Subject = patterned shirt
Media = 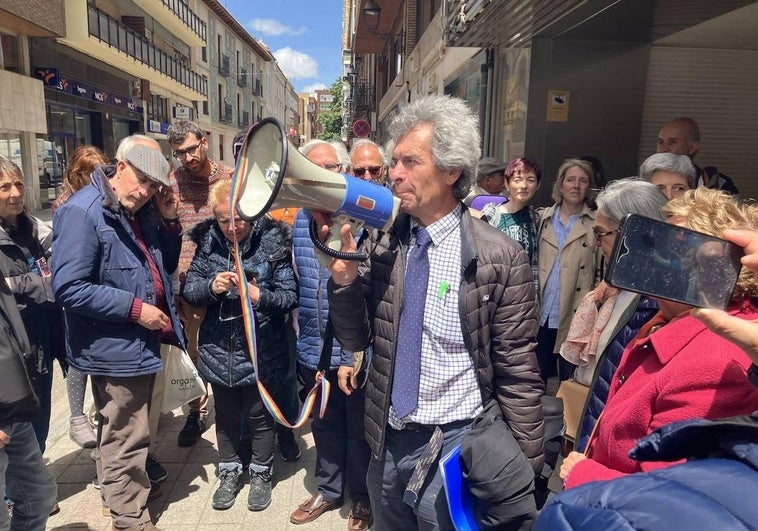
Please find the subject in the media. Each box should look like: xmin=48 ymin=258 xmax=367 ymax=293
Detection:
xmin=170 ymin=161 xmax=233 ymax=278
xmin=541 ymin=205 xmax=580 ymax=327
xmin=388 ymin=204 xmax=482 ymax=429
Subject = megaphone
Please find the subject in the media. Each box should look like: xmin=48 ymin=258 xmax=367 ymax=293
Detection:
xmin=235 ymin=117 xmax=400 ymax=265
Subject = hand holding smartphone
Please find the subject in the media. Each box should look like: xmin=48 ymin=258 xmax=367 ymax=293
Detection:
xmin=605 ymin=214 xmax=743 ymax=309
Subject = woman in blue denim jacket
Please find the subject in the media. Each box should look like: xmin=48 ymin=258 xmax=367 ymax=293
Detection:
xmin=182 ymin=180 xmax=297 ymax=512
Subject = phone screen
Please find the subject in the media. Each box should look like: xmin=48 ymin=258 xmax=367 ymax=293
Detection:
xmin=605 ymin=214 xmax=743 ymax=309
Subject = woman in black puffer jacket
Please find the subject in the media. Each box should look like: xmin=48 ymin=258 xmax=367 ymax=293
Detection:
xmin=183 ymin=180 xmax=297 ymax=512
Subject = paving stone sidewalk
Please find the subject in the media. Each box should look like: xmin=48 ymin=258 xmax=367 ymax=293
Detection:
xmin=44 ymin=374 xmax=350 ymax=530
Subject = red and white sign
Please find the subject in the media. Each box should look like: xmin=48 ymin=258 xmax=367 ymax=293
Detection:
xmin=353 ymin=119 xmax=371 ymax=138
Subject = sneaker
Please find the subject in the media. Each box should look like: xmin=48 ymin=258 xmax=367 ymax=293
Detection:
xmin=212 ymin=468 xmax=243 ymax=510
xmin=177 ymin=412 xmax=206 ymax=447
xmin=146 ymin=453 xmax=168 ymax=484
xmin=278 ymin=431 xmax=301 ymax=462
xmin=69 ymin=415 xmax=97 ymax=449
xmin=247 ymin=468 xmax=272 ymax=511
xmin=92 ymin=475 xmax=101 ymax=490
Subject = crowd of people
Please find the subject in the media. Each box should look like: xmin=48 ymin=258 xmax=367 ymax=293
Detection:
xmin=1 ymin=97 xmax=757 ymax=531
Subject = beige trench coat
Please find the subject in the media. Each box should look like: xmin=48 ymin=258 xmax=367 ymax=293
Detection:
xmin=537 ymin=203 xmax=599 ymax=353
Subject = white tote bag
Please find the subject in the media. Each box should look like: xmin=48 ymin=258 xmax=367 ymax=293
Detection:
xmin=161 ymin=344 xmax=205 ymax=413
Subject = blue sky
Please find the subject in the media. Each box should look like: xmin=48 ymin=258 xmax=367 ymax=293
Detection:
xmin=220 ymin=0 xmax=343 ymax=94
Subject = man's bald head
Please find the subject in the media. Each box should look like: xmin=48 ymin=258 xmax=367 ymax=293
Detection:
xmin=657 ymin=117 xmax=700 ymax=159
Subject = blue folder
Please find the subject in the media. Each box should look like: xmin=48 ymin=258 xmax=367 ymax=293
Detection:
xmin=439 ymin=444 xmax=478 ymax=531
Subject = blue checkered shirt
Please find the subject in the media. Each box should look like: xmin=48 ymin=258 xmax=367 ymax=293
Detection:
xmin=388 ymin=204 xmax=482 ymax=429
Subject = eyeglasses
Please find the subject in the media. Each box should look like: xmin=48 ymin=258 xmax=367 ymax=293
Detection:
xmin=593 ymin=227 xmax=619 ymax=239
xmin=172 ymin=143 xmax=202 ymax=159
xmin=353 ymin=166 xmax=383 ymax=178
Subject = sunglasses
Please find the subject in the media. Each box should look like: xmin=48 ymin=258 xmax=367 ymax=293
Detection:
xmin=353 ymin=166 xmax=383 ymax=177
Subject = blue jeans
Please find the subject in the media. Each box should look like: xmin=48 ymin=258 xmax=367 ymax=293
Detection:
xmin=0 ymin=422 xmax=57 ymax=531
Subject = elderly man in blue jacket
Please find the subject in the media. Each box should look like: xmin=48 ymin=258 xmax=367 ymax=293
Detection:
xmin=52 ymin=136 xmax=184 ymax=531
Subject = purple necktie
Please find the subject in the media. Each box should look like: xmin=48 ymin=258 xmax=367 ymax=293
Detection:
xmin=392 ymin=227 xmax=432 ymax=418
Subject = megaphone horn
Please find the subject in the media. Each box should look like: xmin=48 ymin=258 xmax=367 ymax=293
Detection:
xmin=235 ymin=118 xmax=399 ymax=264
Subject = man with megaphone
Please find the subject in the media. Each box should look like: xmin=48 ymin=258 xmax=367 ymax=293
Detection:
xmin=316 ymin=95 xmax=546 ymax=530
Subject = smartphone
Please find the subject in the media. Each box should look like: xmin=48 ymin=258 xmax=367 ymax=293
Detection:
xmin=605 ymin=214 xmax=743 ymax=309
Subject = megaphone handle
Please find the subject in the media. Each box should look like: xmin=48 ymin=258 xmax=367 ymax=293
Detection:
xmin=309 ymin=217 xmax=369 ymax=263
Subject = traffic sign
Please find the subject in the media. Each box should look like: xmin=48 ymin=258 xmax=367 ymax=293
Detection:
xmin=353 ymin=119 xmax=371 ymax=138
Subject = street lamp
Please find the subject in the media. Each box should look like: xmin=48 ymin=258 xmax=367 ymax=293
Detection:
xmin=363 ymin=0 xmax=381 ymax=18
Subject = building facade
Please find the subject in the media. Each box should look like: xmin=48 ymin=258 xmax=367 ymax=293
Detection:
xmin=344 ymin=0 xmax=758 ymax=202
xmin=1 ymin=0 xmax=297 ymax=211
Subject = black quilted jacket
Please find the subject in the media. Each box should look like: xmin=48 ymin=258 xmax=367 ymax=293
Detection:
xmin=328 ymin=208 xmax=545 ymax=473
xmin=182 ymin=217 xmax=297 ymax=388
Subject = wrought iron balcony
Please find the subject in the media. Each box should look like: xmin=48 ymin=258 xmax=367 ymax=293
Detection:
xmin=239 ymin=110 xmax=250 ymax=128
xmin=218 ymin=54 xmax=230 ymax=77
xmin=238 ymin=68 xmax=248 ymax=88
xmin=87 ymin=5 xmax=207 ymax=97
xmin=221 ymin=102 xmax=233 ymax=122
xmin=161 ymin=0 xmax=206 ymax=42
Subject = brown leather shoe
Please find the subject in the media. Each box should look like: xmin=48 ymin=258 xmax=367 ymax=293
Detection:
xmin=290 ymin=492 xmax=340 ymax=524
xmin=348 ymin=500 xmax=373 ymax=530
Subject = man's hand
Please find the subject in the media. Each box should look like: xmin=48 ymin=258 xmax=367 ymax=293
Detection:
xmin=137 ymin=303 xmax=170 ymax=330
xmin=154 ymin=186 xmax=179 ymax=220
xmin=0 ymin=428 xmax=9 ymax=449
xmin=559 ymin=451 xmax=587 ymax=480
xmin=337 ymin=365 xmax=358 ymax=395
xmin=311 ymin=211 xmax=359 ymax=286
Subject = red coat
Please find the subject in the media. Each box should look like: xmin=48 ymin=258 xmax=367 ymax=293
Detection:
xmin=565 ymin=299 xmax=758 ymax=488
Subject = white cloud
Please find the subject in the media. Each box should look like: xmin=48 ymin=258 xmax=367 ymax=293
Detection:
xmin=301 ymin=83 xmax=327 ymax=94
xmin=249 ymin=18 xmax=306 ymax=36
xmin=274 ymin=47 xmax=318 ymax=80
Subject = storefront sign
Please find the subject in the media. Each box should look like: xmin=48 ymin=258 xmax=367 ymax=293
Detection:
xmin=174 ymin=105 xmax=191 ymax=120
xmin=35 ymin=66 xmax=144 ymax=114
xmin=148 ymin=120 xmax=170 ymax=135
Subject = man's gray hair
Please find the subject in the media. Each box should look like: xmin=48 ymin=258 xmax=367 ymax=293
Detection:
xmin=350 ymin=138 xmax=388 ymax=165
xmin=596 ymin=178 xmax=668 ymax=225
xmin=299 ymin=139 xmax=350 ymax=169
xmin=115 ymin=134 xmax=157 ymax=162
xmin=386 ymin=95 xmax=480 ymax=200
xmin=639 ymin=152 xmax=696 ymax=190
xmin=166 ymin=119 xmax=205 ymax=145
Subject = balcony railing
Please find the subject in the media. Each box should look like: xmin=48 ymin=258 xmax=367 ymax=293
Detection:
xmin=88 ymin=5 xmax=207 ymax=97
xmin=220 ymin=102 xmax=233 ymax=122
xmin=161 ymin=0 xmax=206 ymax=42
xmin=253 ymin=79 xmax=262 ymax=97
xmin=354 ymin=81 xmax=375 ymax=114
xmin=237 ymin=68 xmax=248 ymax=88
xmin=218 ymin=54 xmax=230 ymax=77
xmin=239 ymin=110 xmax=250 ymax=128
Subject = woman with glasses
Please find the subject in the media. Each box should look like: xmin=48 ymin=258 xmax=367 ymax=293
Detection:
xmin=182 ymin=179 xmax=297 ymax=512
xmin=560 ymin=179 xmax=667 ymax=453
xmin=536 ymin=159 xmax=599 ymax=383
xmin=560 ymin=188 xmax=758 ymax=488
